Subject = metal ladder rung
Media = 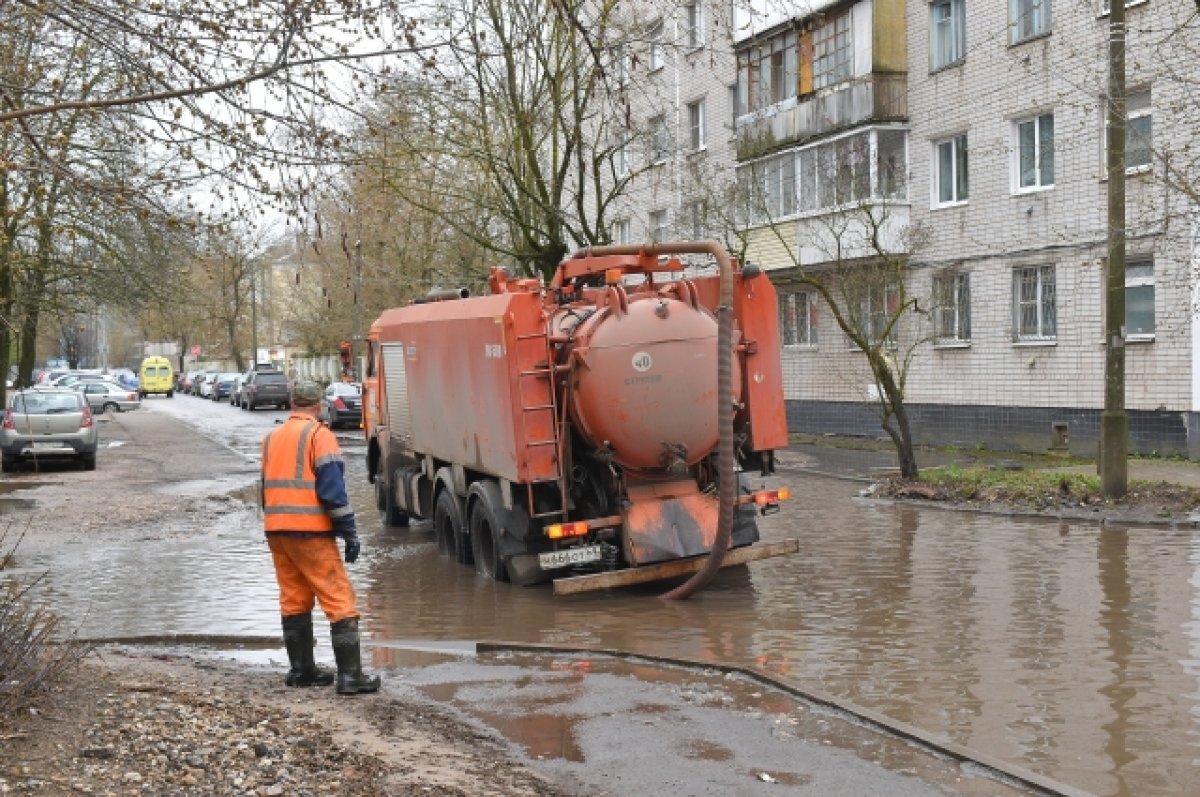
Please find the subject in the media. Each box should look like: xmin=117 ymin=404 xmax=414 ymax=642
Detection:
xmin=519 ymin=369 xmax=551 ymax=377
xmin=531 ymin=508 xmax=567 ymax=519
xmin=522 ymin=403 xmax=555 ymax=411
xmin=527 ymin=439 xmax=557 ymax=447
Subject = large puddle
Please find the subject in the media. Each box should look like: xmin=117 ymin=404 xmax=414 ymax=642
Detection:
xmin=5 ymin=401 xmax=1199 ymax=796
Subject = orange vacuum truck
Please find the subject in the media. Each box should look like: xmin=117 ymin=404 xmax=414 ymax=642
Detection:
xmin=363 ymin=241 xmax=796 ymax=596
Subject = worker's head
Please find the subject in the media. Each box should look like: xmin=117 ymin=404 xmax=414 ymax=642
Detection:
xmin=290 ymin=381 xmax=322 ymax=409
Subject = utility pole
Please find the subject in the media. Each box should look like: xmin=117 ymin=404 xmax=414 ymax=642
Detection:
xmin=352 ymin=240 xmax=363 ymax=380
xmin=250 ymin=260 xmax=259 ymax=366
xmin=1101 ymin=0 xmax=1128 ymax=498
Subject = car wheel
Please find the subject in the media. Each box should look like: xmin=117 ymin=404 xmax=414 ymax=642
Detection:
xmin=1 ymin=457 xmax=15 ymax=473
xmin=247 ymin=402 xmax=255 ymax=411
xmin=80 ymin=453 xmax=96 ymax=471
xmin=102 ymin=402 xmax=119 ymax=414
xmin=166 ymin=391 xmax=173 ymax=398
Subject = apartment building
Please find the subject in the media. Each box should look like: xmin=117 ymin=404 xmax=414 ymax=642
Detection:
xmin=603 ymin=1 xmax=739 ymax=248
xmin=608 ymin=1 xmax=1199 ymax=456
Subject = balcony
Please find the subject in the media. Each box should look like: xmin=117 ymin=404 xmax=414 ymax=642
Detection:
xmin=735 ymin=74 xmax=907 ymax=161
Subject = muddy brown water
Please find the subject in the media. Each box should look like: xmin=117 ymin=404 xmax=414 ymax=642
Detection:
xmin=4 ymin=404 xmax=1198 ymax=797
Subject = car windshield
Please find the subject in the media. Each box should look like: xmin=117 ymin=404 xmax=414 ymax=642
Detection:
xmin=11 ymin=393 xmax=80 ymax=414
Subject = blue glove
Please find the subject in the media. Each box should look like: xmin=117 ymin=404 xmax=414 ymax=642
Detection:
xmin=343 ymin=535 xmax=361 ymax=564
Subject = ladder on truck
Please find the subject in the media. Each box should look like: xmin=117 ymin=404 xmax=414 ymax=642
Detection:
xmin=514 ymin=330 xmax=568 ymax=522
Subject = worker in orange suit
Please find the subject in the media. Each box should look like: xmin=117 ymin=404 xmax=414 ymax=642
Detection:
xmin=261 ymin=380 xmax=380 ymax=695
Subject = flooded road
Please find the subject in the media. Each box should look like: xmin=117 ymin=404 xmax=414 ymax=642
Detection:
xmin=6 ymin=398 xmax=1199 ymax=797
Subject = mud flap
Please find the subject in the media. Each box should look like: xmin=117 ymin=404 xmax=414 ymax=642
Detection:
xmin=623 ymin=488 xmax=719 ymax=567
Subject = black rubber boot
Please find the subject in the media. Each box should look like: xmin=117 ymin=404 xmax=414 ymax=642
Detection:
xmin=331 ymin=617 xmax=381 ymax=695
xmin=281 ymin=614 xmax=334 ymax=687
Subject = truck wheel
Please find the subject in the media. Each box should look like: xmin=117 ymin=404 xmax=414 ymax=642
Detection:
xmin=468 ymin=483 xmax=508 ymax=582
xmin=374 ymin=477 xmax=387 ymax=511
xmin=383 ymin=471 xmax=409 ymax=528
xmin=433 ymin=490 xmax=464 ymax=563
xmin=1 ymin=456 xmax=15 ymax=473
xmin=102 ymin=402 xmax=119 ymax=414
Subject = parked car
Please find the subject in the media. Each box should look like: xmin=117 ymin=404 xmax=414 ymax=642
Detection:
xmin=241 ymin=369 xmax=290 ymax=410
xmin=180 ymin=370 xmax=203 ymax=393
xmin=1 ymin=387 xmax=98 ymax=472
xmin=210 ymin=373 xmax=240 ymax=401
xmin=79 ymin=381 xmax=141 ymax=414
xmin=196 ymin=372 xmax=219 ymax=397
xmin=51 ymin=373 xmax=119 ymax=389
xmin=229 ymin=371 xmax=252 ymax=405
xmin=319 ymin=382 xmax=362 ymax=430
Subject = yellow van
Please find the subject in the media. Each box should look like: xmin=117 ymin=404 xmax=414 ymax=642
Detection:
xmin=138 ymin=356 xmax=175 ymax=398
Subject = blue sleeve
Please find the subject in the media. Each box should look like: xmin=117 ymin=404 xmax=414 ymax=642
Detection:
xmin=315 ymin=458 xmax=357 ymax=536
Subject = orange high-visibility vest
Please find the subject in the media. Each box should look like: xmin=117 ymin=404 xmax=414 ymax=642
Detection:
xmin=262 ymin=416 xmax=340 ymax=534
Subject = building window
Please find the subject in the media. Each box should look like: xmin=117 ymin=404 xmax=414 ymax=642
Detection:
xmin=1099 ymin=0 xmax=1147 ymax=14
xmin=1126 ymin=89 xmax=1152 ymax=171
xmin=683 ymin=2 xmax=704 ymax=49
xmin=613 ymin=137 xmax=629 ymax=178
xmin=860 ymin=283 xmax=900 ymax=346
xmin=611 ymin=44 xmax=630 ymax=87
xmin=1010 ymin=0 xmax=1050 ymax=44
xmin=1125 ymin=258 xmax=1154 ymax=338
xmin=738 ymin=128 xmax=905 ymax=225
xmin=735 ymin=31 xmax=798 ymax=116
xmin=1015 ymin=113 xmax=1054 ymax=190
xmin=931 ymin=0 xmax=965 ymax=70
xmin=1012 ymin=265 xmax=1056 ymax=340
xmin=813 ymin=10 xmax=853 ymax=89
xmin=648 ymin=20 xmax=665 ymax=71
xmin=933 ymin=272 xmax=971 ymax=343
xmin=649 ymin=114 xmax=668 ymax=163
xmin=933 ymin=134 xmax=969 ymax=205
xmin=612 ymin=218 xmax=631 ymax=245
xmin=780 ymin=291 xmax=817 ymax=346
xmin=649 ymin=209 xmax=668 ymax=243
xmin=686 ymin=99 xmax=706 ymax=150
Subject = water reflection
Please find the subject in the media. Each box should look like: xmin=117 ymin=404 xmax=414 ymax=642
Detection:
xmin=9 ymin=455 xmax=1200 ymax=797
xmin=355 ymin=472 xmax=1200 ymax=797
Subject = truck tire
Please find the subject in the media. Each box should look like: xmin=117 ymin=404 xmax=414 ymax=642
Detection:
xmin=382 ymin=470 xmax=409 ymax=528
xmin=468 ymin=482 xmax=508 ymax=582
xmin=434 ymin=490 xmax=467 ymax=564
xmin=374 ymin=476 xmax=387 ymax=511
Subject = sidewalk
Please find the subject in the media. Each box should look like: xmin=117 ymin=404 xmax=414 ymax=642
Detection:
xmin=781 ymin=434 xmax=1200 ymax=489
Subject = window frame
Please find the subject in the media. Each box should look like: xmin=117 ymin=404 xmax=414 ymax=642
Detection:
xmin=933 ymin=133 xmax=969 ymax=206
xmin=1124 ymin=257 xmax=1155 ymax=341
xmin=812 ymin=10 xmax=852 ymax=90
xmin=1013 ymin=112 xmax=1055 ymax=192
xmin=611 ymin=218 xmax=631 ymax=245
xmin=1012 ymin=265 xmax=1057 ymax=342
xmin=931 ymin=0 xmax=966 ymax=71
xmin=683 ymin=1 xmax=705 ymax=50
xmin=686 ymin=98 xmax=707 ymax=151
xmin=1010 ymin=0 xmax=1051 ymax=44
xmin=1125 ymin=89 xmax=1153 ymax=173
xmin=779 ymin=290 xmax=818 ymax=348
xmin=649 ymin=209 xmax=669 ymax=243
xmin=648 ymin=114 xmax=669 ymax=164
xmin=932 ymin=271 xmax=971 ymax=345
xmin=648 ymin=19 xmax=665 ymax=71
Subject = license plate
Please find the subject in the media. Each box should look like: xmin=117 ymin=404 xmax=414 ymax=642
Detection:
xmin=538 ymin=545 xmax=603 ymax=570
xmin=32 ymin=442 xmax=65 ymax=450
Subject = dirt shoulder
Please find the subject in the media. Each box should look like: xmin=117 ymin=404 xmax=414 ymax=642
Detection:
xmin=1 ymin=646 xmax=575 ymax=796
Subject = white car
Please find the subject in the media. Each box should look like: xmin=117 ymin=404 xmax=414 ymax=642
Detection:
xmin=79 ymin=381 xmax=142 ymax=414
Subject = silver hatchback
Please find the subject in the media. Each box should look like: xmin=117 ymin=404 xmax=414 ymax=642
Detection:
xmin=1 ymin=388 xmax=99 ymax=472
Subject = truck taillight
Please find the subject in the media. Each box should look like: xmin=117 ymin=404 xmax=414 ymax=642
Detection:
xmin=333 ymin=397 xmax=347 ymax=410
xmin=80 ymin=406 xmax=94 ymax=429
xmin=546 ymin=521 xmax=589 ymax=540
xmin=2 ymin=409 xmax=13 ymax=430
xmin=753 ymin=487 xmax=790 ymax=505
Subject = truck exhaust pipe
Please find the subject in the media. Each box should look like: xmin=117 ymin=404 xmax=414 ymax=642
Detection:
xmin=572 ymin=241 xmax=735 ymax=601
xmin=414 ymin=287 xmax=471 ymax=304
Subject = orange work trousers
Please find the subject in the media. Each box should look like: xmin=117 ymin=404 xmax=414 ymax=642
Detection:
xmin=267 ymin=535 xmax=359 ymax=623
